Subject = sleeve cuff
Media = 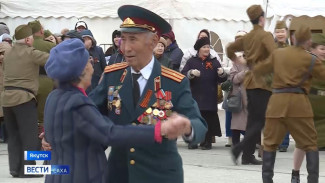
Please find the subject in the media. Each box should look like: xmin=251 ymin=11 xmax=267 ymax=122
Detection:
xmin=154 ymin=121 xmax=163 ymax=144
xmin=187 ymin=70 xmax=195 ymax=79
xmin=219 ymin=70 xmax=227 ymax=78
xmin=182 ymin=127 xmax=194 ymax=142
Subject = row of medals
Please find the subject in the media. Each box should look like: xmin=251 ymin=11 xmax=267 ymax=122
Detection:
xmin=139 ymin=98 xmax=173 ymax=125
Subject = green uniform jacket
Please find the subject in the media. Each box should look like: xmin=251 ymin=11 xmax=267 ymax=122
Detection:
xmin=1 ymin=43 xmax=49 ymax=107
xmin=309 ymin=60 xmax=325 ymax=148
xmin=33 ymin=36 xmax=55 ymax=123
xmin=90 ymin=59 xmax=207 ymax=183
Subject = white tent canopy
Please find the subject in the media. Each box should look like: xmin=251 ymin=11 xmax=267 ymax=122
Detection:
xmin=1 ymin=0 xmax=325 ymax=61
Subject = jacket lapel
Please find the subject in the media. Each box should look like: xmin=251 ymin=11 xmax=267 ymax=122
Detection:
xmin=134 ymin=60 xmax=161 ymax=117
xmin=118 ymin=67 xmax=135 ymax=116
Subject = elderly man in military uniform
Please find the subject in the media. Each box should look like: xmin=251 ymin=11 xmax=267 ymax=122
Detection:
xmin=253 ymin=25 xmax=325 ymax=183
xmin=27 ymin=20 xmax=55 ymax=134
xmin=89 ymin=5 xmax=207 ymax=183
xmin=227 ymin=4 xmax=277 ymax=165
xmin=2 ymin=25 xmax=49 ymax=178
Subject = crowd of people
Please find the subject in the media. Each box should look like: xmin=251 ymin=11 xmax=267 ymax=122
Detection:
xmin=0 ymin=3 xmax=324 ymax=183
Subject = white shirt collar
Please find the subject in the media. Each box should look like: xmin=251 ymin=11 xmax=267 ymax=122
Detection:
xmin=130 ymin=55 xmax=154 ymax=80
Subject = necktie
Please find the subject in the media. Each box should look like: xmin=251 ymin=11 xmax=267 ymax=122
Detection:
xmin=132 ymin=73 xmax=141 ymax=107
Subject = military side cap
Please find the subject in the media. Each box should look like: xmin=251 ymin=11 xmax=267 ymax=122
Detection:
xmin=294 ymin=25 xmax=311 ymax=42
xmin=28 ymin=20 xmax=42 ymax=34
xmin=44 ymin=30 xmax=53 ymax=38
xmin=14 ymin=24 xmax=33 ymax=40
xmin=246 ymin=5 xmax=263 ymax=21
xmin=275 ymin=21 xmax=287 ymax=29
xmin=312 ymin=33 xmax=325 ymax=45
xmin=118 ymin=5 xmax=171 ymax=36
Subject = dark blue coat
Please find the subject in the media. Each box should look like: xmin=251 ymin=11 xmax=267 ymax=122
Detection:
xmin=181 ymin=55 xmax=227 ymax=111
xmin=44 ymin=85 xmax=155 ymax=183
xmin=164 ymin=41 xmax=183 ymax=71
xmin=108 ymin=51 xmax=124 ymax=66
xmin=89 ymin=46 xmax=107 ymax=90
xmin=90 ymin=59 xmax=207 ymax=183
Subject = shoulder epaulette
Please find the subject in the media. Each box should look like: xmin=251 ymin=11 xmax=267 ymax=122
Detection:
xmin=161 ymin=66 xmax=185 ymax=83
xmin=104 ymin=62 xmax=129 ymax=73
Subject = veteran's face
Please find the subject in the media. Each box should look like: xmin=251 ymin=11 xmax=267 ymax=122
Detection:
xmin=120 ymin=32 xmax=158 ymax=71
xmin=311 ymin=45 xmax=325 ymax=60
xmin=275 ymin=28 xmax=287 ymax=43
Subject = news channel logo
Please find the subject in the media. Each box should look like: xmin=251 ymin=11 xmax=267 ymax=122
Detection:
xmin=24 ymin=165 xmax=69 ymax=175
xmin=24 ymin=151 xmax=69 ymax=175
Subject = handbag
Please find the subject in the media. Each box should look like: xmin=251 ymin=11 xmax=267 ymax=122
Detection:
xmin=217 ymin=85 xmax=224 ymax=104
xmin=222 ymin=81 xmax=242 ymax=113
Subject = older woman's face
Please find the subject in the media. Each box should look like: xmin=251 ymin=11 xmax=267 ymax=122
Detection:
xmin=198 ymin=45 xmax=210 ymax=57
xmin=80 ymin=58 xmax=94 ymax=89
xmin=153 ymin=42 xmax=165 ymax=55
xmin=311 ymin=45 xmax=325 ymax=60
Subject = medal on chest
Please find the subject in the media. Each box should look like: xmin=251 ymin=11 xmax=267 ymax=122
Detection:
xmin=107 ymin=69 xmax=127 ymax=115
xmin=137 ymin=76 xmax=174 ymax=125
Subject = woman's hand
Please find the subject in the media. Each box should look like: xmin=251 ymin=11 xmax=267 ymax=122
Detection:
xmin=190 ymin=69 xmax=201 ymax=77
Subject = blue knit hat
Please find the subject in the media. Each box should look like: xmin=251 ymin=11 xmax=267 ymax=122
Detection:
xmin=45 ymin=39 xmax=89 ymax=82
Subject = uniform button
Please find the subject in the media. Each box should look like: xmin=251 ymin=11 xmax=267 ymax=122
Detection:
xmin=132 ymin=122 xmax=136 ymax=126
xmin=130 ymin=148 xmax=135 ymax=153
xmin=130 ymin=160 xmax=135 ymax=165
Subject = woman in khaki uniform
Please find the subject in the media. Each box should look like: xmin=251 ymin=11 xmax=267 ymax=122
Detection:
xmin=254 ymin=25 xmax=325 ymax=183
xmin=309 ymin=33 xmax=325 ymax=151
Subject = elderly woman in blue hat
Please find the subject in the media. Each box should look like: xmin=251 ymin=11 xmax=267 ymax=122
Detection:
xmin=43 ymin=39 xmax=188 ymax=183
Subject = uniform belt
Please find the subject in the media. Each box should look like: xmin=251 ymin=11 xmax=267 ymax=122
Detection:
xmin=5 ymin=86 xmax=35 ymax=95
xmin=310 ymin=88 xmax=325 ymax=96
xmin=272 ymin=87 xmax=305 ymax=94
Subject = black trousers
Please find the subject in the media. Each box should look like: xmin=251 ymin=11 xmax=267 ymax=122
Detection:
xmin=233 ymin=89 xmax=271 ymax=161
xmin=3 ymin=99 xmax=40 ymax=176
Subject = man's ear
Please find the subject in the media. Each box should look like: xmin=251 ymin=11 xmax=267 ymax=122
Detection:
xmin=151 ymin=34 xmax=159 ymax=48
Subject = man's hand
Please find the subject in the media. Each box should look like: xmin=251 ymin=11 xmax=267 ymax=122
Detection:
xmin=190 ymin=69 xmax=201 ymax=77
xmin=39 ymin=132 xmax=52 ymax=151
xmin=161 ymin=113 xmax=192 ymax=140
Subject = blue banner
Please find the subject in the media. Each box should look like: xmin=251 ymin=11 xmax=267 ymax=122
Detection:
xmin=24 ymin=151 xmax=51 ymax=161
xmin=51 ymin=165 xmax=70 ymax=175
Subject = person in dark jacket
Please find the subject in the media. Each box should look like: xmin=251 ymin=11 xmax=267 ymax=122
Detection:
xmin=105 ymin=30 xmax=121 ymax=56
xmin=182 ymin=37 xmax=227 ymax=149
xmin=81 ymin=30 xmax=107 ymax=92
xmin=162 ymin=30 xmax=183 ymax=71
xmin=43 ymin=39 xmax=192 ymax=183
xmin=154 ymin=37 xmax=172 ymax=68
